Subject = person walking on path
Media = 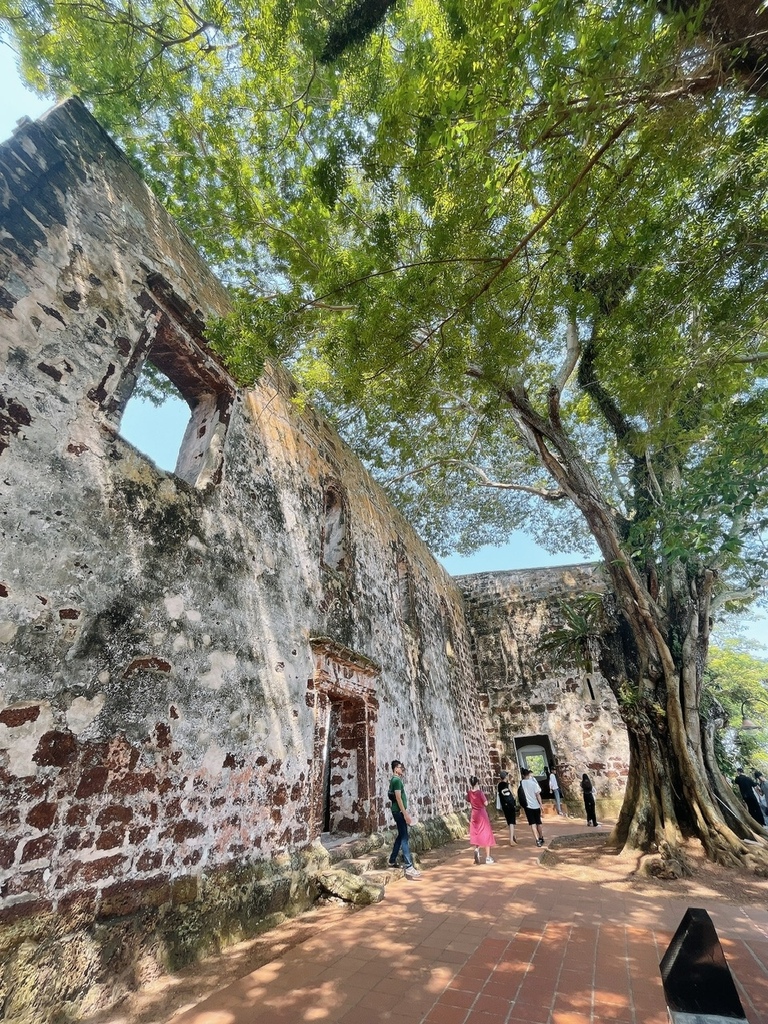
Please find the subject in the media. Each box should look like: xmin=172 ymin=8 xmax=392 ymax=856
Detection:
xmin=754 ymin=771 xmax=768 ymax=821
xmin=734 ymin=767 xmax=765 ymax=827
xmin=547 ymin=765 xmax=565 ymax=816
xmin=496 ymin=770 xmax=518 ymax=845
xmin=467 ymin=775 xmax=497 ymax=864
xmin=520 ymin=768 xmax=545 ymax=847
xmin=388 ymin=760 xmax=421 ymax=878
xmin=581 ymin=773 xmax=599 ymax=827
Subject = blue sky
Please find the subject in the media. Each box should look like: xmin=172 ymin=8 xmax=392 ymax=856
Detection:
xmin=1 ymin=43 xmax=765 ymax=646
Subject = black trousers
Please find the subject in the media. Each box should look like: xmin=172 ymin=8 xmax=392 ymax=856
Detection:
xmin=583 ymin=792 xmax=597 ymax=826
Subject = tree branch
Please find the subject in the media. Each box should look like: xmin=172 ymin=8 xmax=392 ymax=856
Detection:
xmin=730 ymin=351 xmax=768 ymax=364
xmin=384 ymin=456 xmax=567 ymax=500
xmin=553 ymin=317 xmax=581 ymax=395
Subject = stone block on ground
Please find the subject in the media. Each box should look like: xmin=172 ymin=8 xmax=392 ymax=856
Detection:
xmin=314 ymin=868 xmax=385 ymax=906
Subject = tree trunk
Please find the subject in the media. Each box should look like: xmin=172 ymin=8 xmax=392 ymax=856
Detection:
xmin=602 ymin=584 xmax=768 ymax=877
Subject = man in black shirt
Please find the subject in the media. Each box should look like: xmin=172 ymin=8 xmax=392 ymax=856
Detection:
xmin=496 ymin=770 xmax=518 ymax=845
xmin=734 ymin=767 xmax=765 ymax=826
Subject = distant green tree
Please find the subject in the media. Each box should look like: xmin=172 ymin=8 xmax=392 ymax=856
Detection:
xmin=705 ymin=641 xmax=768 ymax=776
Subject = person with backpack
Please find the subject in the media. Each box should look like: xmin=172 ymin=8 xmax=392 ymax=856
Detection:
xmin=387 ymin=760 xmax=421 ymax=878
xmin=496 ymin=770 xmax=518 ymax=845
xmin=520 ymin=768 xmax=545 ymax=847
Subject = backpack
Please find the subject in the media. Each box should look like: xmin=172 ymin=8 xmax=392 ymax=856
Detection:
xmin=517 ymin=783 xmax=527 ymax=809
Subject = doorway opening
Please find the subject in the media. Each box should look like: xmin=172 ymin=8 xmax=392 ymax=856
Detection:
xmin=515 ymin=734 xmax=557 ymax=797
xmin=309 ymin=640 xmax=379 ymax=840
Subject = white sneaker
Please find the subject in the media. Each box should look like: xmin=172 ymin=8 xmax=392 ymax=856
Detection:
xmin=473 ymin=848 xmax=481 ymax=864
xmin=485 ymin=857 xmax=495 ymax=864
xmin=404 ymin=867 xmax=422 ymax=879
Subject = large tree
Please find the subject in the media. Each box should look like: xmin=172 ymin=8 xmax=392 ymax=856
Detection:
xmin=3 ymin=0 xmax=768 ymax=872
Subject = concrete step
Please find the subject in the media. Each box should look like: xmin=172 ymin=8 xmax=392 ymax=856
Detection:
xmin=341 ymin=855 xmax=387 ymax=876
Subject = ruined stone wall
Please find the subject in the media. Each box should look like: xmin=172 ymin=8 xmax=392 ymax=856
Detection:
xmin=457 ymin=565 xmax=630 ymax=813
xmin=0 ymin=99 xmax=487 ymax=1020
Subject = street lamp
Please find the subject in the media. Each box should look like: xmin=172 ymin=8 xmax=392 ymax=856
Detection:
xmin=739 ymin=697 xmax=768 ymax=732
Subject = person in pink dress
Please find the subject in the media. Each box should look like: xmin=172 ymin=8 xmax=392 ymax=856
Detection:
xmin=467 ymin=775 xmax=497 ymax=864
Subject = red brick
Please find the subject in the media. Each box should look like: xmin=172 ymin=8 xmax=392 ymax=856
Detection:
xmin=33 ymin=730 xmax=77 ymax=767
xmin=108 ymin=771 xmax=156 ymax=796
xmin=65 ymin=804 xmax=90 ymax=827
xmin=62 ymin=830 xmax=93 ymax=851
xmin=96 ymin=804 xmax=132 ymax=826
xmin=0 ymin=705 xmax=41 ymax=727
xmin=76 ymin=767 xmax=108 ymax=797
xmin=273 ymin=784 xmax=288 ymax=806
xmin=78 ymin=854 xmax=128 ymax=884
xmin=123 ymin=657 xmax=171 ymax=677
xmin=96 ymin=827 xmax=127 ymax=850
xmin=154 ymin=721 xmax=172 ymax=747
xmin=21 ymin=834 xmax=56 ymax=863
xmin=26 ymin=801 xmax=57 ymax=830
xmin=165 ymin=819 xmax=206 ymax=843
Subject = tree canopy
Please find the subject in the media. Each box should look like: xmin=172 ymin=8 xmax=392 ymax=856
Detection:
xmin=4 ymin=0 xmax=766 ymax=570
xmin=3 ymin=0 xmax=768 ymax=865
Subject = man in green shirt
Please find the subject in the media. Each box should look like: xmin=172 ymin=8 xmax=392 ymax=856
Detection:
xmin=387 ymin=760 xmax=421 ymax=879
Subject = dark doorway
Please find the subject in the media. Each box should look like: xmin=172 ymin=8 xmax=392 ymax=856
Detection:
xmin=321 ymin=702 xmax=341 ymax=833
xmin=515 ymin=734 xmax=557 ymax=797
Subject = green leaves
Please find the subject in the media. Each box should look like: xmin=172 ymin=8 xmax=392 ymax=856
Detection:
xmin=4 ymin=0 xmax=768 ymax=617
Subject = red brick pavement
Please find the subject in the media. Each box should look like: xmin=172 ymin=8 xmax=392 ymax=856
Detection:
xmin=169 ymin=819 xmax=768 ymax=1024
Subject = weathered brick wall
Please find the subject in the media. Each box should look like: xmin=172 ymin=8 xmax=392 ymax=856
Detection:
xmin=457 ymin=566 xmax=630 ymax=813
xmin=0 ymin=99 xmax=487 ymax=1020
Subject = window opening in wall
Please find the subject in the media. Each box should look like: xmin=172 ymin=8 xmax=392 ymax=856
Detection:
xmin=586 ymin=677 xmax=596 ymax=701
xmin=321 ymin=486 xmax=348 ymax=571
xmin=120 ymin=362 xmax=190 ymax=473
xmin=101 ymin=273 xmax=235 ymax=488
